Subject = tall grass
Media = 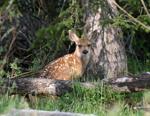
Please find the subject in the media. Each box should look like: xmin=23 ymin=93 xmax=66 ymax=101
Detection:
xmin=0 ymin=94 xmax=28 ymax=114
xmin=0 ymin=83 xmax=144 ymax=116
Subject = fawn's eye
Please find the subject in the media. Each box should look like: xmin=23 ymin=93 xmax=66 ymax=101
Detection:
xmin=87 ymin=44 xmax=91 ymax=47
xmin=78 ymin=45 xmax=82 ymax=48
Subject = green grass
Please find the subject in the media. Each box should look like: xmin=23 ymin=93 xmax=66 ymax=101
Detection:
xmin=0 ymin=58 xmax=149 ymax=116
xmin=0 ymin=84 xmax=145 ymax=116
xmin=0 ymin=94 xmax=28 ymax=114
xmin=35 ymin=85 xmax=144 ymax=116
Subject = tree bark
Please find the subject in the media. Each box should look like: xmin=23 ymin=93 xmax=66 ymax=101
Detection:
xmin=82 ymin=0 xmax=127 ymax=79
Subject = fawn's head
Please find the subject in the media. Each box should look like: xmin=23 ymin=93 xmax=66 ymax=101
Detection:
xmin=68 ymin=30 xmax=92 ymax=63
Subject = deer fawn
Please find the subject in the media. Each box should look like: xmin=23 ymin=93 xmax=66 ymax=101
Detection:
xmin=39 ymin=30 xmax=92 ymax=80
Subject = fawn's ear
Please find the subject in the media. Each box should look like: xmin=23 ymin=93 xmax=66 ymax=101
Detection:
xmin=68 ymin=30 xmax=80 ymax=42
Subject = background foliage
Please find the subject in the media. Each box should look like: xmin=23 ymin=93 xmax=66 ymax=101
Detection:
xmin=115 ymin=0 xmax=150 ymax=73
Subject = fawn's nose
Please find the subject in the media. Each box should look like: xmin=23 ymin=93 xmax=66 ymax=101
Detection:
xmin=82 ymin=50 xmax=88 ymax=54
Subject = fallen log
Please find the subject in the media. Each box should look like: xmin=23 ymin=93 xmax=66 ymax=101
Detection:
xmin=104 ymin=72 xmax=150 ymax=92
xmin=0 ymin=77 xmax=72 ymax=96
xmin=0 ymin=72 xmax=150 ymax=96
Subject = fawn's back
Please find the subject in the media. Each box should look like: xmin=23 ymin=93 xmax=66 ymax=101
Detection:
xmin=39 ymin=30 xmax=92 ymax=80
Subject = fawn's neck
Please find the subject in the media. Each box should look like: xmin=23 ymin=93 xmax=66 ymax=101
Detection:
xmin=73 ymin=52 xmax=90 ymax=73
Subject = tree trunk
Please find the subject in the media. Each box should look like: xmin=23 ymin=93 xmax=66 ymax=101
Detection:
xmin=82 ymin=0 xmax=127 ymax=79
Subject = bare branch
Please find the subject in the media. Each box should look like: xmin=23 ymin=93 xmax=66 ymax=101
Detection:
xmin=140 ymin=0 xmax=150 ymax=17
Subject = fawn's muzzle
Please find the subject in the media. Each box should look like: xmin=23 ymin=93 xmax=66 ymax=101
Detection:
xmin=82 ymin=50 xmax=88 ymax=54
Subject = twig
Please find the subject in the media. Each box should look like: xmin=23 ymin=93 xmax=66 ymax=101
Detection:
xmin=0 ymin=27 xmax=17 ymax=70
xmin=13 ymin=70 xmax=39 ymax=78
xmin=0 ymin=27 xmax=15 ymax=41
xmin=112 ymin=1 xmax=150 ymax=31
xmin=140 ymin=0 xmax=150 ymax=17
